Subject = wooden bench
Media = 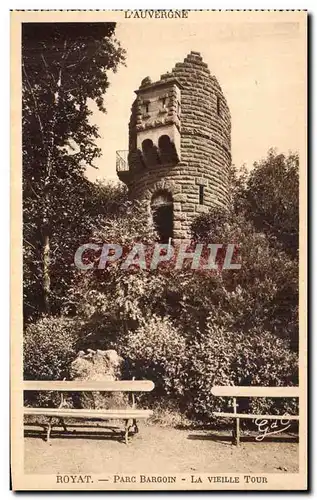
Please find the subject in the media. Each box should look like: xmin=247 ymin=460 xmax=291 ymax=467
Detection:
xmin=24 ymin=380 xmax=154 ymax=444
xmin=211 ymin=386 xmax=299 ymax=446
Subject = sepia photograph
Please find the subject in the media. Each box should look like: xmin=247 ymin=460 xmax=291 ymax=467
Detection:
xmin=10 ymin=9 xmax=307 ymax=491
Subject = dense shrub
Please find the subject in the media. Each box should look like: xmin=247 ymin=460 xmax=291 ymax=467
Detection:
xmin=182 ymin=317 xmax=298 ymax=423
xmin=24 ymin=316 xmax=78 ymax=380
xmin=114 ymin=316 xmax=186 ymax=405
xmin=111 ymin=314 xmax=298 ymax=422
xmin=24 ymin=316 xmax=78 ymax=406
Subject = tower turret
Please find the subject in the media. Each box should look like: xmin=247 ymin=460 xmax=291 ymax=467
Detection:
xmin=116 ymin=51 xmax=231 ymax=241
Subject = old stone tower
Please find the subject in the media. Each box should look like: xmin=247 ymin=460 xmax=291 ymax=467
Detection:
xmin=116 ymin=51 xmax=231 ymax=242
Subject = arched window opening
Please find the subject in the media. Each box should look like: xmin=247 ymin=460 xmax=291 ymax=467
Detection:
xmin=151 ymin=190 xmax=173 ymax=243
xmin=158 ymin=135 xmax=178 ymax=165
xmin=158 ymin=135 xmax=171 ymax=150
xmin=142 ymin=138 xmax=159 ymax=167
xmin=142 ymin=138 xmax=153 ymax=153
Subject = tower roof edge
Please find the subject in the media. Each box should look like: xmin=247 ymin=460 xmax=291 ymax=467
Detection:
xmin=134 ymin=76 xmax=184 ymax=95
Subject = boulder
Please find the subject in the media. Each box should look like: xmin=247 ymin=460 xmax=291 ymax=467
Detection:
xmin=69 ymin=349 xmax=129 ymax=409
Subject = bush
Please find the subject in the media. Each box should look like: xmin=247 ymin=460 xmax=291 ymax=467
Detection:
xmin=111 ymin=314 xmax=298 ymax=424
xmin=113 ymin=316 xmax=187 ymax=408
xmin=24 ymin=316 xmax=78 ymax=406
xmin=182 ymin=318 xmax=298 ymax=423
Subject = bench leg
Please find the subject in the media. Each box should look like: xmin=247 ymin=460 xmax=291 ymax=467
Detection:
xmin=46 ymin=418 xmax=52 ymax=444
xmin=232 ymin=417 xmax=240 ymax=446
xmin=232 ymin=397 xmax=240 ymax=446
xmin=59 ymin=418 xmax=67 ymax=433
xmin=124 ymin=418 xmax=139 ymax=444
xmin=124 ymin=419 xmax=132 ymax=445
xmin=236 ymin=417 xmax=240 ymax=446
xmin=124 ymin=418 xmax=140 ymax=444
xmin=132 ymin=418 xmax=139 ymax=434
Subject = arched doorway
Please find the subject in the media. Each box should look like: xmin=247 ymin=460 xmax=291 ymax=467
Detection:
xmin=151 ymin=190 xmax=173 ymax=243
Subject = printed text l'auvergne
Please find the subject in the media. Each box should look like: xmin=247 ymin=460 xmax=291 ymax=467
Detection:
xmin=124 ymin=10 xmax=189 ymax=19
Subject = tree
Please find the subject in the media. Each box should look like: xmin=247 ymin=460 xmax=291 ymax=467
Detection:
xmin=22 ymin=23 xmax=126 ymax=319
xmin=23 ymin=178 xmax=128 ymax=322
xmin=191 ymin=150 xmax=299 ymax=349
xmin=191 ymin=208 xmax=298 ymax=348
xmin=67 ymin=199 xmax=158 ymax=347
xmin=243 ymin=149 xmax=299 ymax=258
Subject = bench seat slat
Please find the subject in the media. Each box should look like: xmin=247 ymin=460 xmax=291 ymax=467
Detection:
xmin=211 ymin=386 xmax=299 ymax=398
xmin=213 ymin=411 xmax=298 ymax=420
xmin=24 ymin=408 xmax=153 ymax=419
xmin=23 ymin=380 xmax=155 ymax=392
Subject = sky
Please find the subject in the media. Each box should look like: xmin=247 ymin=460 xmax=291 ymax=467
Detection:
xmin=86 ymin=16 xmax=306 ymax=183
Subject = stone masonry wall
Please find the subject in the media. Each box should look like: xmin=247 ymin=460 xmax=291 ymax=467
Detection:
xmin=126 ymin=51 xmax=231 ymax=240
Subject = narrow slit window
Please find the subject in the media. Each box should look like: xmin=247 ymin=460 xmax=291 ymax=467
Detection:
xmin=217 ymin=96 xmax=221 ymax=116
xmin=199 ymin=185 xmax=204 ymax=205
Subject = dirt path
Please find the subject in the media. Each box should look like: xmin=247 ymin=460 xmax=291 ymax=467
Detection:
xmin=24 ymin=422 xmax=298 ymax=475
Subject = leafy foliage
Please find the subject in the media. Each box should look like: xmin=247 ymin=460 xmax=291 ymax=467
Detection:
xmin=191 ymin=208 xmax=298 ymax=349
xmin=24 ymin=316 xmax=78 ymax=381
xmin=182 ymin=318 xmax=298 ymax=422
xmin=115 ymin=316 xmax=187 ymax=402
xmin=22 ymin=22 xmax=126 ymax=321
xmin=242 ymin=149 xmax=299 ymax=258
xmin=103 ymin=315 xmax=298 ymax=421
xmin=23 ymin=316 xmax=78 ymax=406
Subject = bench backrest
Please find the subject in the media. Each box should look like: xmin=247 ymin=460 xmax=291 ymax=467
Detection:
xmin=23 ymin=380 xmax=155 ymax=392
xmin=211 ymin=386 xmax=299 ymax=398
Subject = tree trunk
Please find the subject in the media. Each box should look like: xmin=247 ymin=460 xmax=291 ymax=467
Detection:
xmin=43 ymin=232 xmax=51 ymax=313
xmin=40 ymin=44 xmax=66 ymax=315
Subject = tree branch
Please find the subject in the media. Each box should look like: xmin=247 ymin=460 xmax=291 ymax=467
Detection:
xmin=27 ymin=180 xmax=41 ymax=201
xmin=22 ymin=63 xmax=45 ymax=143
xmin=23 ymin=238 xmax=37 ymax=251
xmin=40 ymin=52 xmax=55 ymax=84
